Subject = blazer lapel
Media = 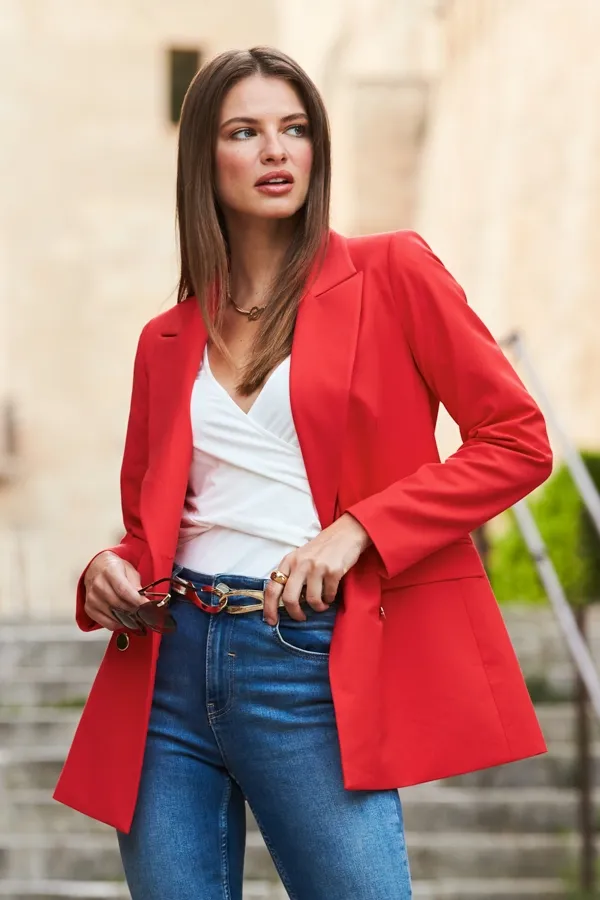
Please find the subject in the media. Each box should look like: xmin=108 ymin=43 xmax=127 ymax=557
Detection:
xmin=291 ymin=231 xmax=363 ymax=529
xmin=142 ymin=300 xmax=207 ymax=565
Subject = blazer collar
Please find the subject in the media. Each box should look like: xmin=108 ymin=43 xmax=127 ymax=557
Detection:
xmin=307 ymin=228 xmax=357 ymax=298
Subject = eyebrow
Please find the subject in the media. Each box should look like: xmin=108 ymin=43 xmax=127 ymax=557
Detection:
xmin=220 ymin=112 xmax=308 ymax=129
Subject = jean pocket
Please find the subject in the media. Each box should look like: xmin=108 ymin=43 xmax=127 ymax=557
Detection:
xmin=270 ymin=604 xmax=338 ymax=659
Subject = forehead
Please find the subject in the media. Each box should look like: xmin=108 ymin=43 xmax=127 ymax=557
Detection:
xmin=220 ymin=75 xmax=306 ymax=121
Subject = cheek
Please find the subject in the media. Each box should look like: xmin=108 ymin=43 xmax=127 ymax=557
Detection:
xmin=295 ymin=143 xmax=314 ymax=186
xmin=215 ymin=148 xmax=252 ymax=198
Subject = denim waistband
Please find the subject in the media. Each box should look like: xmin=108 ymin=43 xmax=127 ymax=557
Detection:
xmin=172 ymin=565 xmax=271 ymax=609
xmin=171 ymin=564 xmax=341 ymax=611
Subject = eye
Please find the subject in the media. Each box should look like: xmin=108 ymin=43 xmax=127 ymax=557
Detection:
xmin=231 ymin=128 xmax=255 ymax=140
xmin=286 ymin=124 xmax=308 ymax=137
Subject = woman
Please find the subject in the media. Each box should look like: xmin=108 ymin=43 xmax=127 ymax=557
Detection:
xmin=53 ymin=46 xmax=553 ymax=899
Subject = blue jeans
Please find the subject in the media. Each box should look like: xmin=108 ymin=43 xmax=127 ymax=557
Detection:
xmin=117 ymin=567 xmax=412 ymax=899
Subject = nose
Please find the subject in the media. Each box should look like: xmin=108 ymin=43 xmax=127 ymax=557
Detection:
xmin=261 ymin=130 xmax=288 ymax=163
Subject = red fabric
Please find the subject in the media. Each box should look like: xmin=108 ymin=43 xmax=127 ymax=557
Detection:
xmin=53 ymin=230 xmax=553 ymax=832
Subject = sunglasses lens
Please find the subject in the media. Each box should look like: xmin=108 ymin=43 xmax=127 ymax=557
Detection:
xmin=138 ymin=601 xmax=177 ymax=634
xmin=111 ymin=607 xmax=138 ymax=629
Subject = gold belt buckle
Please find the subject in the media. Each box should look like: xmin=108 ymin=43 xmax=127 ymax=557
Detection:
xmin=221 ymin=585 xmax=267 ymax=615
xmin=210 ymin=582 xmax=231 ymax=612
xmin=171 ymin=576 xmax=269 ymax=615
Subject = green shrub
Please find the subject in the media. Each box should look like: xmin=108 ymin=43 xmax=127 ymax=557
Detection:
xmin=489 ymin=451 xmax=600 ymax=605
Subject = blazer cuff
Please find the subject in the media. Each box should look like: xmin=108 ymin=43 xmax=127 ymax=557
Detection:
xmin=345 ymin=497 xmax=399 ymax=580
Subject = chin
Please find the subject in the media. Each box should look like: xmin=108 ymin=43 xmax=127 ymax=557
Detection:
xmin=243 ymin=200 xmax=304 ymax=221
xmin=258 ymin=207 xmax=301 ymax=220
xmin=223 ymin=194 xmax=307 ymax=222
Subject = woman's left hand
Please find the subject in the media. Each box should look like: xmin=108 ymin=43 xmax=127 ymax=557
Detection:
xmin=263 ymin=513 xmax=372 ymax=624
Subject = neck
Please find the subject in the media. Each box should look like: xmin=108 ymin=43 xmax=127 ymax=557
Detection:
xmin=225 ymin=216 xmax=296 ymax=309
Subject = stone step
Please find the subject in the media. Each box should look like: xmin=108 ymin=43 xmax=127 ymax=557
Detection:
xmin=0 ymin=625 xmax=107 ymax=672
xmin=0 ymin=668 xmax=96 ymax=707
xmin=405 ymin=833 xmax=583 ymax=880
xmin=0 ymin=709 xmax=80 ymax=747
xmin=0 ymin=831 xmax=589 ymax=882
xmin=0 ymin=879 xmax=288 ymax=899
xmin=535 ymin=702 xmax=600 ymax=742
xmin=401 ymin=785 xmax=595 ymax=833
xmin=0 ymin=877 xmax=568 ymax=900
xmin=501 ymin=605 xmax=600 ymax=667
xmin=447 ymin=745 xmax=589 ymax=789
xmin=0 ymin=747 xmax=69 ymax=791
xmin=4 ymin=784 xmax=595 ymax=836
xmin=3 ymin=742 xmax=594 ymax=793
xmin=0 ymin=883 xmax=130 ymax=900
xmin=413 ymin=881 xmax=566 ymax=900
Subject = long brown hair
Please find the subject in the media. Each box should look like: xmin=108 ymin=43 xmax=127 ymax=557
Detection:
xmin=175 ymin=46 xmax=331 ymax=395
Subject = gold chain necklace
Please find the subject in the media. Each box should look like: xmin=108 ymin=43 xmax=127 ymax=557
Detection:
xmin=227 ymin=291 xmax=266 ymax=322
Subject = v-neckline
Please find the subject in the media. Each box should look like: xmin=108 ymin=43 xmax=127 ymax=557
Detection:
xmin=203 ymin=346 xmax=289 ymax=418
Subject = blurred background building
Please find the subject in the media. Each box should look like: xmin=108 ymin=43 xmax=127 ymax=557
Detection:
xmin=0 ymin=0 xmax=598 ymax=618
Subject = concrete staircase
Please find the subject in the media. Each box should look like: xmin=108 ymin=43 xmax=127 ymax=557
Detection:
xmin=1 ymin=609 xmax=597 ymax=900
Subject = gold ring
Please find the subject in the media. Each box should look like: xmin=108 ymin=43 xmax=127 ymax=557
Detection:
xmin=270 ymin=570 xmax=289 ymax=586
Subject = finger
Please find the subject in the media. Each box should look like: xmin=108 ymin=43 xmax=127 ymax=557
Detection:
xmin=305 ymin=570 xmax=329 ymax=612
xmin=281 ymin=570 xmax=307 ymax=621
xmin=263 ymin=558 xmax=293 ymax=625
xmin=121 ymin=560 xmax=143 ymax=590
xmin=84 ymin=605 xmax=120 ymax=631
xmin=322 ymin=571 xmax=341 ymax=606
xmin=106 ymin=570 xmax=145 ymax=608
xmin=263 ymin=577 xmax=284 ymax=626
xmin=92 ymin=580 xmax=136 ymax=615
xmin=101 ymin=556 xmax=142 ymax=602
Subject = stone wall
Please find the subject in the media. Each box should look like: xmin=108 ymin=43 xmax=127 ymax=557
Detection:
xmin=415 ymin=0 xmax=600 ymax=459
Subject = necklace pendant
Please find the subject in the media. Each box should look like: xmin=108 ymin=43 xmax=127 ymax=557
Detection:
xmin=247 ymin=305 xmax=264 ymax=322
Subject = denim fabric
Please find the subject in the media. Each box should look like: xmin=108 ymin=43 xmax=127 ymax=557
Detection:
xmin=117 ymin=567 xmax=412 ymax=899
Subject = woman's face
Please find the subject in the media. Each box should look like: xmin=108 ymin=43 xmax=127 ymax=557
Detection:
xmin=214 ymin=74 xmax=313 ymax=223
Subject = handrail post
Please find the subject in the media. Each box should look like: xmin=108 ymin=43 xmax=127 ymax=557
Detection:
xmin=510 ymin=499 xmax=600 ymax=719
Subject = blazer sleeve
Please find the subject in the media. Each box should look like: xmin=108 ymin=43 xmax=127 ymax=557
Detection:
xmin=76 ymin=325 xmax=150 ymax=631
xmin=347 ymin=230 xmax=553 ymax=580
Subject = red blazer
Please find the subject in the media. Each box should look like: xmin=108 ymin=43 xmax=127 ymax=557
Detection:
xmin=53 ymin=229 xmax=553 ymax=833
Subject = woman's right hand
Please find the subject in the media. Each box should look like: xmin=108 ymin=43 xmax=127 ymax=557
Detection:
xmin=83 ymin=551 xmax=144 ymax=630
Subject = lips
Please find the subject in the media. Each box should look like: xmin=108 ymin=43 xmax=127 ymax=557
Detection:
xmin=255 ymin=170 xmax=294 ymax=186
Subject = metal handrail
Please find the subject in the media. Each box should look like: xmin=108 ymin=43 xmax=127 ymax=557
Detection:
xmin=503 ymin=332 xmax=600 ymax=539
xmin=501 ymin=332 xmax=600 ymax=719
xmin=511 ymin=499 xmax=600 ymax=719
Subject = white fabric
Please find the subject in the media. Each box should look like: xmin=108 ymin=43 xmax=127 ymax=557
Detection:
xmin=175 ymin=345 xmax=322 ymax=577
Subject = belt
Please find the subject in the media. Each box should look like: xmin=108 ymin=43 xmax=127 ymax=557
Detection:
xmin=170 ymin=574 xmax=327 ymax=616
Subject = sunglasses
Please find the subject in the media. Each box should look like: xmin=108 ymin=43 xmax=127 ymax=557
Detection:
xmin=110 ymin=577 xmax=178 ymax=636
